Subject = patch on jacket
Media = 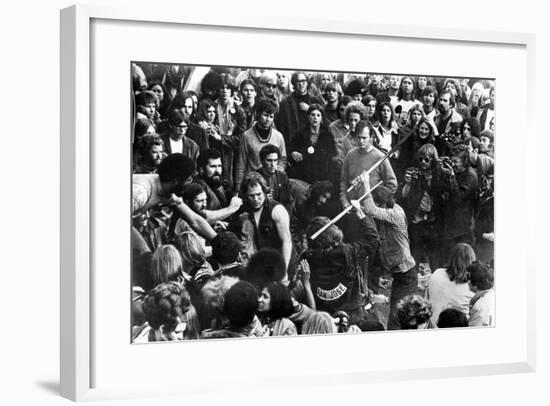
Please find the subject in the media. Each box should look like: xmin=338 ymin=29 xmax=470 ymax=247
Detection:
xmin=316 ymin=283 xmax=348 ymax=301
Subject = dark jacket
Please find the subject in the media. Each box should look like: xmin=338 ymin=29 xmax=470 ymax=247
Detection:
xmin=288 ymin=124 xmax=336 ymax=184
xmin=443 ymin=167 xmax=478 ymax=239
xmin=275 ymin=92 xmax=324 ymax=146
xmin=306 ymin=217 xmax=379 ymax=315
xmin=397 ymin=166 xmax=451 ymax=227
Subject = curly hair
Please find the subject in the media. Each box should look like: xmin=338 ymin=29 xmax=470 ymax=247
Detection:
xmin=200 ymin=275 xmax=239 ymax=310
xmin=396 ymin=294 xmax=433 ymax=329
xmin=344 ymin=100 xmax=367 ymax=122
xmin=467 ymin=261 xmax=494 ymax=291
xmin=141 ymin=282 xmax=191 ymax=332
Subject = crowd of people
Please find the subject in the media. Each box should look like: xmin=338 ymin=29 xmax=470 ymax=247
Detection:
xmin=131 ymin=63 xmax=495 ymax=342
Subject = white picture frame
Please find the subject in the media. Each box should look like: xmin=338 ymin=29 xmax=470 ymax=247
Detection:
xmin=60 ymin=4 xmax=536 ymax=402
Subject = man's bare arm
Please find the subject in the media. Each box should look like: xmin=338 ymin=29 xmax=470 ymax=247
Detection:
xmin=272 ymin=204 xmax=292 ymax=282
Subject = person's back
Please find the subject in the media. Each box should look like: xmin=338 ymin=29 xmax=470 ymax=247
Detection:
xmin=305 ymin=212 xmax=378 ymax=320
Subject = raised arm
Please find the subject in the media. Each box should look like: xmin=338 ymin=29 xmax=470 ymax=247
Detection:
xmin=203 ymin=196 xmax=242 ymax=224
xmin=171 ymin=195 xmax=217 ymax=240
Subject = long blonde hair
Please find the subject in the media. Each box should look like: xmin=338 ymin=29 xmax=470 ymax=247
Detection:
xmin=173 ymin=231 xmax=206 ymax=270
xmin=150 ymin=244 xmax=183 ymax=286
xmin=302 ymin=311 xmax=336 ymax=335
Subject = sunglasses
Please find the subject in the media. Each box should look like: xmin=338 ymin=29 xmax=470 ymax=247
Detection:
xmin=419 ymin=157 xmax=433 ymax=163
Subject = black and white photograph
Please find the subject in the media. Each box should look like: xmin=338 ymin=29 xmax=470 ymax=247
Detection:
xmin=130 ymin=63 xmax=495 ymax=343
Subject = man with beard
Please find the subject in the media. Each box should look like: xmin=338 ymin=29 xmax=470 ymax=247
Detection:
xmin=434 ymin=90 xmax=463 ymax=137
xmin=234 ymin=99 xmax=287 ymax=192
xmin=275 ymin=71 xmax=325 ymax=146
xmin=133 ymin=135 xmax=166 ymax=174
xmin=421 ymin=86 xmax=439 ymax=132
xmin=194 ymin=149 xmax=231 ymax=211
xmin=236 ymin=172 xmax=294 ymax=283
xmin=180 ymin=182 xmax=242 ymax=226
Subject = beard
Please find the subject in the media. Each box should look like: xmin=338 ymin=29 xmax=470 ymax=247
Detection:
xmin=206 ymin=174 xmax=223 ymax=188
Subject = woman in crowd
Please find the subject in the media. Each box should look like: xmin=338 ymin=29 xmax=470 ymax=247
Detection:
xmin=337 ymin=101 xmax=368 ymax=162
xmin=133 ymin=282 xmax=197 ymax=342
xmin=302 ymin=311 xmax=337 ymax=335
xmin=425 ymin=243 xmax=476 ymax=326
xmin=362 ymin=94 xmax=378 ymax=124
xmin=199 ymin=275 xmax=240 ymax=331
xmin=257 ymin=71 xmax=280 ymax=108
xmin=468 ymin=82 xmax=486 ymax=117
xmin=394 ymin=76 xmax=421 ymax=127
xmin=373 ymin=101 xmax=399 ymax=154
xmin=414 ymin=76 xmax=429 ymax=101
xmin=398 ymin=116 xmax=437 ymax=172
xmin=257 ymin=282 xmax=298 ymax=336
xmin=288 ymin=104 xmax=337 ymax=185
xmin=275 ymin=70 xmax=292 ymax=104
xmin=147 ymin=80 xmax=171 ymax=119
xmin=173 ymin=231 xmax=214 ymax=285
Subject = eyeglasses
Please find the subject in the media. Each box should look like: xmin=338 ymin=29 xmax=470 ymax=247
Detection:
xmin=266 ymin=84 xmax=277 ymax=89
xmin=419 ymin=157 xmax=432 ymax=163
xmin=296 ymin=79 xmax=308 ymax=84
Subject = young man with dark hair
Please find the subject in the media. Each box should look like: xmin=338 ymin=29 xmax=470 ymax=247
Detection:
xmin=467 ymin=261 xmax=494 ymax=326
xmin=275 ymin=71 xmax=325 ymax=146
xmin=210 ymin=231 xmax=245 ymax=279
xmin=234 ymin=99 xmax=287 ymax=192
xmin=200 ymin=281 xmax=264 ymax=338
xmin=434 ymin=89 xmax=463 ymax=136
xmin=161 ymin=109 xmax=200 ymax=161
xmin=254 ymin=144 xmax=292 ymax=214
xmin=437 ymin=308 xmax=469 ymax=328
